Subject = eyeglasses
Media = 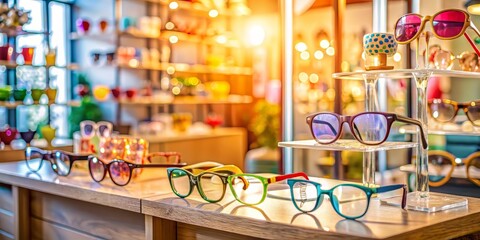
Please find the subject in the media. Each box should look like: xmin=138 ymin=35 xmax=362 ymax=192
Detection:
xmin=428 ymin=44 xmax=480 ymax=71
xmin=167 ymin=165 xmax=246 ymax=203
xmin=88 ymin=152 xmax=186 ymax=186
xmin=227 ymin=172 xmax=309 ymax=205
xmin=394 ymin=9 xmax=480 ymax=56
xmin=25 ymin=147 xmax=89 ymax=176
xmin=306 ymin=112 xmax=428 ymax=149
xmin=428 ymin=99 xmax=480 ymax=126
xmin=80 ymin=120 xmax=113 ymax=138
xmin=428 ymin=150 xmax=480 ymax=187
xmin=90 ymin=51 xmax=115 ymax=65
xmin=287 ymin=179 xmax=407 ymax=219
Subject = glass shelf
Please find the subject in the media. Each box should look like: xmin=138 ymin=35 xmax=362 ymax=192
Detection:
xmin=115 ymin=95 xmax=252 ymax=105
xmin=0 ymin=60 xmax=69 ymax=69
xmin=278 ymin=139 xmax=418 ymax=152
xmin=380 ymin=192 xmax=468 ymax=213
xmin=332 ymin=69 xmax=480 ymax=80
xmin=399 ymin=125 xmax=480 ymax=137
xmin=399 ymin=164 xmax=480 ymax=180
xmin=117 ymin=62 xmax=252 ymax=75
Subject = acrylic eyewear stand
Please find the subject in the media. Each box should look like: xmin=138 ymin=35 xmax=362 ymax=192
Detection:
xmin=331 ymin=68 xmax=472 ymax=212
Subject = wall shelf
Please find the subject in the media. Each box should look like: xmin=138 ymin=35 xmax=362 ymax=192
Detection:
xmin=113 ymin=95 xmax=252 ymax=106
xmin=278 ymin=139 xmax=418 ymax=152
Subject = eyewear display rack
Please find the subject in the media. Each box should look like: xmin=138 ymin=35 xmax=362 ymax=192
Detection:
xmin=280 ymin=68 xmax=477 ymax=212
xmin=71 ymin=0 xmax=253 ymax=127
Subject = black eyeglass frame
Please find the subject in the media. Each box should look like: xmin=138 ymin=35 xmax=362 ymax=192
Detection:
xmin=25 ymin=147 xmax=89 ymax=176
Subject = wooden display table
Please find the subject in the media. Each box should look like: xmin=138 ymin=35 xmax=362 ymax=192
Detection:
xmin=0 ymin=139 xmax=73 ymax=163
xmin=0 ymin=161 xmax=479 ymax=239
xmin=137 ymin=127 xmax=247 ymax=169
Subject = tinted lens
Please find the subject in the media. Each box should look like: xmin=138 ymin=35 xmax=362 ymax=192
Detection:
xmin=428 ymin=154 xmax=453 ymax=183
xmin=109 ymin=161 xmax=131 ymax=186
xmin=230 ymin=175 xmax=265 ymax=205
xmin=199 ymin=173 xmax=226 ymax=202
xmin=51 ymin=152 xmax=71 ymax=176
xmin=466 ymin=104 xmax=480 ymax=126
xmin=25 ymin=148 xmax=43 ymax=171
xmin=290 ymin=181 xmax=320 ymax=213
xmin=395 ymin=14 xmax=422 ymax=42
xmin=429 ymin=101 xmax=456 ymax=122
xmin=351 ymin=114 xmax=388 ymax=144
xmin=88 ymin=157 xmax=106 ymax=182
xmin=433 ymin=11 xmax=466 ymax=38
xmin=169 ymin=169 xmax=191 ymax=197
xmin=81 ymin=124 xmax=95 ymax=138
xmin=98 ymin=123 xmax=112 ymax=137
xmin=332 ymin=185 xmax=368 ymax=218
xmin=310 ymin=114 xmax=340 ymax=143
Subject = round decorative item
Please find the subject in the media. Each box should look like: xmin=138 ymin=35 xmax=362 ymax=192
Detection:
xmin=13 ymin=89 xmax=27 ymax=101
xmin=76 ymin=18 xmax=91 ymax=34
xmin=0 ymin=127 xmax=18 ymax=145
xmin=111 ymin=87 xmax=121 ymax=100
xmin=458 ymin=51 xmax=480 ymax=72
xmin=40 ymin=125 xmax=56 ymax=148
xmin=0 ymin=86 xmax=11 ymax=101
xmin=93 ymin=85 xmax=110 ymax=102
xmin=45 ymin=88 xmax=57 ymax=103
xmin=363 ymin=33 xmax=397 ymax=70
xmin=31 ymin=88 xmax=44 ymax=102
xmin=99 ymin=19 xmax=108 ymax=32
xmin=433 ymin=49 xmax=455 ymax=70
xmin=125 ymin=89 xmax=137 ymax=100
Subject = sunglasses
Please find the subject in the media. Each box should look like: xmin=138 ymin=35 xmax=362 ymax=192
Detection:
xmin=428 ymin=99 xmax=480 ymax=126
xmin=88 ymin=152 xmax=186 ymax=186
xmin=167 ymin=165 xmax=247 ymax=203
xmin=80 ymin=120 xmax=113 ymax=138
xmin=287 ymin=179 xmax=407 ymax=219
xmin=25 ymin=147 xmax=89 ymax=176
xmin=306 ymin=112 xmax=428 ymax=149
xmin=90 ymin=51 xmax=115 ymax=64
xmin=227 ymin=172 xmax=309 ymax=205
xmin=394 ymin=9 xmax=480 ymax=56
xmin=428 ymin=150 xmax=480 ymax=187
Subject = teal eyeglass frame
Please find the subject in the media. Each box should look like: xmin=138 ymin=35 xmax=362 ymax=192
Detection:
xmin=287 ymin=179 xmax=407 ymax=220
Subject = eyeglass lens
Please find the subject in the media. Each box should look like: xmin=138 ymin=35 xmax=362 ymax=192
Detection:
xmin=109 ymin=161 xmax=131 ymax=186
xmin=51 ymin=152 xmax=71 ymax=176
xmin=82 ymin=124 xmax=95 ymax=137
xmin=25 ymin=149 xmax=44 ymax=172
xmin=89 ymin=157 xmax=106 ymax=182
xmin=432 ymin=11 xmax=466 ymax=38
xmin=230 ymin=175 xmax=264 ymax=205
xmin=332 ymin=185 xmax=368 ymax=218
xmin=98 ymin=124 xmax=111 ymax=137
xmin=395 ymin=15 xmax=421 ymax=42
xmin=468 ymin=156 xmax=480 ymax=184
xmin=199 ymin=173 xmax=225 ymax=202
xmin=428 ymin=154 xmax=453 ymax=183
xmin=291 ymin=181 xmax=320 ymax=212
xmin=169 ymin=169 xmax=192 ymax=197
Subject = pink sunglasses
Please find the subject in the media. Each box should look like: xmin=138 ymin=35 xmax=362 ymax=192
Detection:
xmin=394 ymin=9 xmax=480 ymax=56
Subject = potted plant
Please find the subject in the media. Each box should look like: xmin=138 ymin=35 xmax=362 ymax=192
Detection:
xmin=245 ymin=99 xmax=280 ymax=173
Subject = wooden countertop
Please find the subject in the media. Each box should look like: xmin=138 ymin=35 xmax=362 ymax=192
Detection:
xmin=0 ymin=160 xmax=479 ymax=239
xmin=135 ymin=127 xmax=246 ymax=143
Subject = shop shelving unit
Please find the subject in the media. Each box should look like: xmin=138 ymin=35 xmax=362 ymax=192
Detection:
xmin=71 ymin=0 xmax=253 ymax=127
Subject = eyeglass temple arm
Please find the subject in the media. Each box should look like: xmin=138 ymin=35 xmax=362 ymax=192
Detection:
xmin=311 ymin=119 xmax=338 ymax=135
xmin=467 ymin=21 xmax=480 ymax=56
xmin=396 ymin=115 xmax=428 ymax=149
xmin=269 ymin=172 xmax=309 ymax=183
xmin=375 ymin=184 xmax=407 ymax=209
xmin=69 ymin=153 xmax=91 ymax=161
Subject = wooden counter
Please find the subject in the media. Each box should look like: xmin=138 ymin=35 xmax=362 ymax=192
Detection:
xmin=0 ymin=160 xmax=479 ymax=239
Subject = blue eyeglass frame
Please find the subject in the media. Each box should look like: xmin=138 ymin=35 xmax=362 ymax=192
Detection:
xmin=287 ymin=179 xmax=407 ymax=220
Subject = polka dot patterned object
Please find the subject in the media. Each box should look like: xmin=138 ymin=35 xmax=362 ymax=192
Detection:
xmin=363 ymin=33 xmax=397 ymax=57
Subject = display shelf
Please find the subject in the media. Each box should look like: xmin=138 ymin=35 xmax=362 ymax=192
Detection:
xmin=0 ymin=101 xmax=75 ymax=109
xmin=332 ymin=69 xmax=480 ymax=80
xmin=399 ymin=164 xmax=480 ymax=180
xmin=0 ymin=28 xmax=48 ymax=37
xmin=70 ymin=32 xmax=115 ymax=41
xmin=381 ymin=192 xmax=468 ymax=213
xmin=399 ymin=125 xmax=480 ymax=137
xmin=117 ymin=62 xmax=252 ymax=75
xmin=278 ymin=139 xmax=417 ymax=152
xmin=0 ymin=60 xmax=69 ymax=69
xmin=116 ymin=95 xmax=252 ymax=106
xmin=125 ymin=0 xmax=241 ymax=17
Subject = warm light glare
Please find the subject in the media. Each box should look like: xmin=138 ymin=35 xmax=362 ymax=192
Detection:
xmin=172 ymin=86 xmax=181 ymax=95
xmin=341 ymin=61 xmax=350 ymax=72
xmin=300 ymin=51 xmax=310 ymax=60
xmin=468 ymin=5 xmax=480 ymax=15
xmin=326 ymin=47 xmax=335 ymax=56
xmin=169 ymin=35 xmax=179 ymax=44
xmin=165 ymin=22 xmax=175 ymax=30
xmin=216 ymin=35 xmax=228 ymax=44
xmin=295 ymin=42 xmax=307 ymax=52
xmin=361 ymin=52 xmax=366 ymax=60
xmin=247 ymin=25 xmax=265 ymax=46
xmin=393 ymin=52 xmax=402 ymax=62
xmin=314 ymin=50 xmax=324 ymax=60
xmin=169 ymin=1 xmax=179 ymax=9
xmin=320 ymin=39 xmax=330 ymax=49
xmin=128 ymin=59 xmax=139 ymax=67
xmin=209 ymin=9 xmax=219 ymax=18
xmin=167 ymin=66 xmax=176 ymax=74
xmin=309 ymin=74 xmax=319 ymax=83
xmin=299 ymin=72 xmax=308 ymax=82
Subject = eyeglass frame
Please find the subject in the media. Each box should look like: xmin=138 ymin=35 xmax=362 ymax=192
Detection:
xmin=88 ymin=153 xmax=187 ymax=186
xmin=394 ymin=9 xmax=480 ymax=55
xmin=428 ymin=150 xmax=480 ymax=187
xmin=25 ymin=147 xmax=89 ymax=176
xmin=167 ymin=165 xmax=248 ymax=203
xmin=227 ymin=172 xmax=309 ymax=205
xmin=287 ymin=179 xmax=407 ymax=220
xmin=80 ymin=120 xmax=113 ymax=138
xmin=306 ymin=111 xmax=428 ymax=149
xmin=428 ymin=98 xmax=480 ymax=126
